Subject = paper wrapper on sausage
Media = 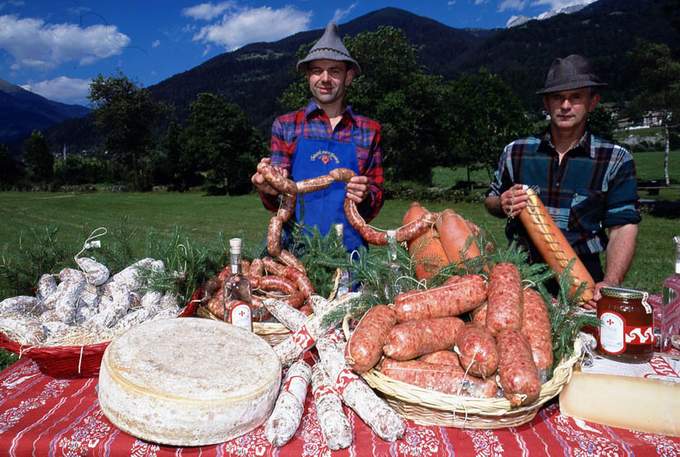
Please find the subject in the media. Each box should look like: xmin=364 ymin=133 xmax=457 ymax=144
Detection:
xmin=272 ymin=294 xmax=358 ymax=366
xmin=265 ymin=359 xmax=311 ymax=447
xmin=521 ymin=288 xmax=553 ymax=382
xmin=311 ymin=364 xmax=352 ymax=450
xmin=263 ymin=298 xmax=308 ymax=331
xmin=379 ymin=358 xmax=498 ymax=398
xmin=518 ymin=186 xmax=595 ymax=303
xmin=317 ymin=335 xmax=405 ymax=442
xmin=497 ymin=329 xmax=541 ymax=407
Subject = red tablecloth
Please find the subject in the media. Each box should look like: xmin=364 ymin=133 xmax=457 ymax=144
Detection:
xmin=1 ymin=358 xmax=678 ymax=457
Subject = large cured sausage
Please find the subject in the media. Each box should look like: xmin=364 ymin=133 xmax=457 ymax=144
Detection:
xmin=402 ymin=202 xmax=448 ymax=280
xmin=345 ymin=305 xmax=396 ymax=373
xmin=518 ymin=186 xmax=595 ymax=303
xmin=486 ymin=263 xmax=523 ymax=336
xmin=435 ymin=209 xmax=481 ymax=264
xmin=455 ymin=324 xmax=498 ymax=378
xmin=383 ymin=317 xmax=464 ymax=360
xmin=497 ymin=329 xmax=541 ymax=407
xmin=521 ymin=288 xmax=553 ymax=382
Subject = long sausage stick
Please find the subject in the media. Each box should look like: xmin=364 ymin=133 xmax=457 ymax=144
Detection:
xmin=518 ymin=186 xmax=595 ymax=303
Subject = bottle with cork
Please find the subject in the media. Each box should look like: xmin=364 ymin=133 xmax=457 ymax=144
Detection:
xmin=222 ymin=238 xmax=253 ymax=331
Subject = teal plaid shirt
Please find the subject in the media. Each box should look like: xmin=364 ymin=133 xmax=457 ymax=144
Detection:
xmin=488 ymin=131 xmax=641 ymax=256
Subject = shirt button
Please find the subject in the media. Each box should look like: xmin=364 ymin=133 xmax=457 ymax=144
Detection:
xmin=556 ymin=182 xmax=560 ymax=187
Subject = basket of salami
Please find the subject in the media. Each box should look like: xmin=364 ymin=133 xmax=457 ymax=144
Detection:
xmin=0 ymin=257 xmax=197 ymax=378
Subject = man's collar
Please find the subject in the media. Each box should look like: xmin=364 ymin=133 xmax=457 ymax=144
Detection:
xmin=540 ymin=130 xmax=591 ymax=157
xmin=304 ymin=100 xmax=356 ymax=124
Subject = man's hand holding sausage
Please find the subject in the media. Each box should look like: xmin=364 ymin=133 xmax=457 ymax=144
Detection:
xmin=251 ymin=158 xmax=288 ymax=196
xmin=346 ymin=175 xmax=369 ymax=203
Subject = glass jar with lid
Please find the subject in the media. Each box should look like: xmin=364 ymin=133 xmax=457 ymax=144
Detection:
xmin=597 ymin=286 xmax=653 ymax=363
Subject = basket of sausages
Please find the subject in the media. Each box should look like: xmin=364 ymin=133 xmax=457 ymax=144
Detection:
xmin=197 ymin=255 xmax=341 ymax=346
xmin=342 ymin=263 xmax=587 ymax=429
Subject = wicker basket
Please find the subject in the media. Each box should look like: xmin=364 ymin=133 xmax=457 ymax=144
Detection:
xmin=343 ymin=317 xmax=581 ymax=429
xmin=0 ymin=294 xmax=199 ymax=378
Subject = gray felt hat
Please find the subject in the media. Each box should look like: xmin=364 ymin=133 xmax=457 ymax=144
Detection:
xmin=536 ymin=54 xmax=607 ymax=95
xmin=297 ymin=22 xmax=361 ymax=75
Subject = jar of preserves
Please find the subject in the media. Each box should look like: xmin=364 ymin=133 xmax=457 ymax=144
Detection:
xmin=597 ymin=286 xmax=653 ymax=363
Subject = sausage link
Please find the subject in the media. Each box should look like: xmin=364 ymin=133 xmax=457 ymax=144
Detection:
xmin=283 ymin=266 xmax=315 ymax=300
xmin=471 ymin=302 xmax=487 ymax=326
xmin=418 ymin=350 xmax=461 ymax=368
xmin=380 ymin=358 xmax=497 ymax=398
xmin=486 ymin=263 xmax=523 ymax=336
xmin=267 ymin=216 xmax=283 ymax=257
xmin=344 ymin=199 xmax=388 ymax=245
xmin=383 ymin=316 xmax=464 ymax=360
xmin=497 ymin=329 xmax=541 ymax=406
xmin=394 ymin=212 xmax=437 ymax=243
xmin=257 ymin=275 xmax=305 ymax=308
xmin=296 ymin=175 xmax=335 ymax=194
xmin=329 ymin=168 xmax=356 ymax=182
xmin=249 ymin=258 xmax=264 ymax=277
xmin=345 ymin=305 xmax=397 ymax=373
xmin=277 ymin=194 xmax=296 ymax=222
xmin=240 ymin=259 xmax=251 ymax=276
xmin=521 ymin=288 xmax=553 ymax=382
xmin=278 ymin=249 xmax=306 ymax=274
xmin=260 ymin=163 xmax=297 ymax=195
xmin=393 ymin=274 xmax=487 ymax=322
xmin=455 ymin=324 xmax=498 ymax=378
xmin=262 ymin=257 xmax=286 ymax=276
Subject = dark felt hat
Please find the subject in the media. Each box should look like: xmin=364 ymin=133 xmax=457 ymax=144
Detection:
xmin=536 ymin=54 xmax=607 ymax=95
xmin=296 ymin=22 xmax=361 ymax=75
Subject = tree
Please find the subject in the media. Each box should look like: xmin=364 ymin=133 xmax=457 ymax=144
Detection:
xmin=0 ymin=144 xmax=22 ymax=189
xmin=630 ymin=41 xmax=680 ymax=185
xmin=23 ymin=131 xmax=53 ymax=183
xmin=446 ymin=69 xmax=531 ymax=184
xmin=587 ymin=105 xmax=617 ymax=141
xmin=89 ymin=73 xmax=167 ymax=190
xmin=181 ymin=93 xmax=264 ymax=195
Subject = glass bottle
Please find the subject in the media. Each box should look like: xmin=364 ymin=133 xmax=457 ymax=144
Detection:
xmin=223 ymin=238 xmax=252 ymax=331
xmin=660 ymin=235 xmax=680 ymax=351
xmin=334 ymin=224 xmax=351 ymax=297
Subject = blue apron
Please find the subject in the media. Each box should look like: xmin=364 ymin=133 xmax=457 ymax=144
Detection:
xmin=290 ymin=120 xmax=365 ymax=252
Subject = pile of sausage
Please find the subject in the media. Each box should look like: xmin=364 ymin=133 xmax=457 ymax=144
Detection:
xmin=204 ymin=255 xmax=316 ymax=320
xmin=345 ymin=262 xmax=554 ymax=408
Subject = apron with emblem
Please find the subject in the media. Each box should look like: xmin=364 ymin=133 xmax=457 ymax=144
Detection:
xmin=290 ymin=113 xmax=365 ymax=252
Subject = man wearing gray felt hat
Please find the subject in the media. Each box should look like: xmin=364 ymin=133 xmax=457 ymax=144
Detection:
xmin=251 ymin=21 xmax=384 ymax=254
xmin=485 ymin=54 xmax=641 ymax=309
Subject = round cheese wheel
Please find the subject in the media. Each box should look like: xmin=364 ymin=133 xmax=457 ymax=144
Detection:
xmin=98 ymin=317 xmax=281 ymax=446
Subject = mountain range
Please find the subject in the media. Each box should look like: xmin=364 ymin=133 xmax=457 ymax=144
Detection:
xmin=0 ymin=79 xmax=89 ymax=147
xmin=4 ymin=0 xmax=679 ymax=152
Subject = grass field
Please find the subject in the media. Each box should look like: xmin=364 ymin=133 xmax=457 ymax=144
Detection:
xmin=1 ymin=151 xmax=678 ymax=371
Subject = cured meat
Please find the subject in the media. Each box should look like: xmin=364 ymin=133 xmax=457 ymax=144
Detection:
xmin=383 ymin=316 xmax=464 ymax=360
xmin=311 ymin=364 xmax=352 ymax=450
xmin=265 ymin=360 xmax=312 ymax=447
xmin=345 ymin=305 xmax=396 ymax=373
xmin=486 ymin=263 xmax=523 ymax=336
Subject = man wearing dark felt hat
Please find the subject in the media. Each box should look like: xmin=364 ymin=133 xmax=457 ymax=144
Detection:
xmin=485 ymin=54 xmax=641 ymax=308
xmin=251 ymin=21 xmax=384 ymax=253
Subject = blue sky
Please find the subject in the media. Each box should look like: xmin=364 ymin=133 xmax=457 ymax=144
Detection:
xmin=0 ymin=0 xmax=594 ymax=106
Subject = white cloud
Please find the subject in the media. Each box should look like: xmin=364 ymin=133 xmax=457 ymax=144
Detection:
xmin=182 ymin=2 xmax=234 ymax=21
xmin=193 ymin=6 xmax=312 ymax=50
xmin=448 ymin=1 xmax=456 ymax=5
xmin=21 ymin=76 xmax=91 ymax=105
xmin=0 ymin=14 xmax=130 ymax=69
xmin=152 ymin=39 xmax=160 ymax=48
xmin=531 ymin=0 xmax=594 ymax=9
xmin=332 ymin=3 xmax=356 ymax=23
xmin=499 ymin=0 xmax=527 ymax=12
xmin=474 ymin=0 xmax=487 ymax=5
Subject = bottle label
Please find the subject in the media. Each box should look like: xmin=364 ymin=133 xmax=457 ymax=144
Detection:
xmin=230 ymin=303 xmax=252 ymax=331
xmin=600 ymin=311 xmax=625 ymax=354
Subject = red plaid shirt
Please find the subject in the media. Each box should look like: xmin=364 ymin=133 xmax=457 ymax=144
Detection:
xmin=260 ymin=101 xmax=384 ymax=222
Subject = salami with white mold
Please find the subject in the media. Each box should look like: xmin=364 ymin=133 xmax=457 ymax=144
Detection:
xmin=265 ymin=359 xmax=312 ymax=447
